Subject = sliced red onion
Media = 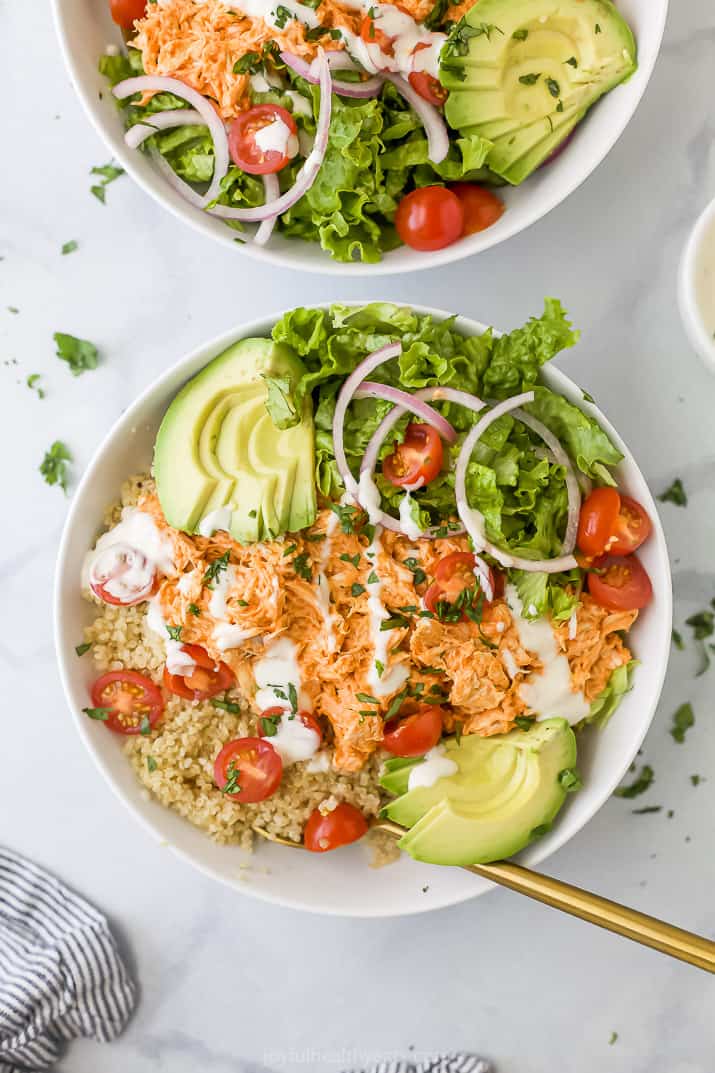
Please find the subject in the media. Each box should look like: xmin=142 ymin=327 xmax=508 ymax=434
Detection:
xmin=281 ymin=49 xmax=384 ymax=98
xmin=124 ymin=108 xmax=205 ymax=149
xmin=113 ymin=76 xmax=229 ymax=205
xmin=325 ymin=51 xmax=359 ymax=72
xmin=511 ymin=407 xmax=581 ymax=555
xmin=455 ymin=392 xmax=578 ymax=574
xmin=149 ymin=147 xmax=206 ymax=208
xmin=207 ymin=51 xmax=332 ymax=223
xmin=383 ymin=73 xmax=449 ymax=164
xmin=353 ymin=381 xmax=457 ymax=443
xmin=254 ymin=173 xmax=280 ymax=246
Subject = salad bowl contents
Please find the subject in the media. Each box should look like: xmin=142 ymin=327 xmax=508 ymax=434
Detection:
xmin=60 ymin=301 xmax=670 ymax=904
xmin=53 ymin=0 xmax=667 ymax=270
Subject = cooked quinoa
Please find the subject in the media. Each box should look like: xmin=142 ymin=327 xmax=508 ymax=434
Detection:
xmin=83 ymin=474 xmax=399 ymax=864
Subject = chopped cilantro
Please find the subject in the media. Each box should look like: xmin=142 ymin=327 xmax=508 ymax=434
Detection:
xmin=632 ymin=805 xmax=661 ymax=815
xmin=40 ymin=440 xmax=72 ymax=493
xmin=147 ymin=756 xmax=157 ymax=773
xmin=512 ymin=28 xmax=528 ymax=40
xmin=330 ymin=501 xmax=365 ymax=534
xmin=292 ymin=552 xmax=313 ymax=581
xmin=188 ymin=603 xmax=201 ymax=616
xmin=213 ymin=695 xmax=241 ymax=714
xmin=139 ymin=715 xmax=151 ymax=735
xmin=671 ymin=628 xmax=684 ymax=650
xmin=287 ymin=682 xmax=298 ymax=713
xmin=658 ymin=478 xmax=687 ymax=506
xmin=260 ymin=714 xmax=280 ymax=736
xmin=374 ymin=659 xmax=385 ymax=677
xmin=367 ymin=570 xmax=379 ymax=585
xmin=519 ymin=72 xmax=541 ymax=85
xmin=670 ymin=702 xmax=694 ymax=744
xmin=609 ymin=1032 xmax=618 ymax=1046
xmin=690 ymin=774 xmax=702 ymax=786
xmin=283 ymin=543 xmax=298 ymax=557
xmin=351 ymin=582 xmax=366 ymax=597
xmin=166 ymin=624 xmax=182 ymax=641
xmin=685 ymin=609 xmax=714 ymax=675
xmin=75 ymin=642 xmax=92 ymax=657
xmin=61 ymin=240 xmax=78 ymax=255
xmin=54 ymin=332 xmax=99 ymax=376
xmin=90 ymin=162 xmax=124 ymax=203
xmin=233 ymin=50 xmax=261 ymax=74
xmin=546 ymin=77 xmax=560 ymax=97
xmin=221 ymin=760 xmax=241 ymax=795
xmin=558 ymin=768 xmax=582 ymax=792
xmin=566 ymin=56 xmax=578 ymax=66
xmin=384 ymin=688 xmax=408 ymax=721
xmin=515 ymin=716 xmax=534 ymax=730
xmin=26 ymin=373 xmax=45 ymax=399
xmin=340 ymin=552 xmax=361 ymax=567
xmin=202 ymin=551 xmax=231 ymax=589
xmin=82 ymin=707 xmax=110 ymax=721
xmin=356 ymin=692 xmax=380 ymax=705
xmin=614 ymin=764 xmax=654 ymax=798
xmin=273 ymin=4 xmax=292 ymax=28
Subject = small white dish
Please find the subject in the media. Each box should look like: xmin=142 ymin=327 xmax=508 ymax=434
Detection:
xmin=54 ymin=304 xmax=672 ymax=917
xmin=51 ymin=0 xmax=668 ymax=276
xmin=678 ymin=195 xmax=715 ymax=374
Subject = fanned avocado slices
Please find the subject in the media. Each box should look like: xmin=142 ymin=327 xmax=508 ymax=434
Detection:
xmin=440 ymin=0 xmax=637 ymax=185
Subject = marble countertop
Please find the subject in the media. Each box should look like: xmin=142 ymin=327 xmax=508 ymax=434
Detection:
xmin=2 ymin=2 xmax=714 ymax=1070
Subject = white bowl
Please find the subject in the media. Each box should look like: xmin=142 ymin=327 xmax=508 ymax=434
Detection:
xmin=678 ymin=195 xmax=715 ymax=374
xmin=54 ymin=304 xmax=672 ymax=916
xmin=52 ymin=0 xmax=668 ymax=276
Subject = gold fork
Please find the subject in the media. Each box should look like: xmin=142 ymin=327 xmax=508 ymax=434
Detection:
xmin=253 ymin=819 xmax=715 ymax=973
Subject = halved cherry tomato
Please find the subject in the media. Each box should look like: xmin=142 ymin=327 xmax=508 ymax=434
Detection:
xmin=610 ymin=496 xmax=653 ymax=556
xmin=409 ymin=43 xmax=447 ymax=105
xmin=109 ymin=0 xmax=147 ymax=29
xmin=423 ymin=552 xmax=494 ymax=619
xmin=304 ymin=802 xmax=368 ymax=852
xmin=90 ymin=670 xmax=164 ymax=735
xmin=383 ymin=703 xmax=443 ymax=757
xmin=228 ymin=105 xmax=297 ymax=175
xmin=395 ymin=186 xmax=464 ymax=251
xmin=382 ymin=422 xmax=444 ymax=487
xmin=577 ymin=487 xmax=622 ymax=558
xmin=163 ymin=644 xmax=235 ymax=701
xmin=587 ymin=554 xmax=653 ymax=611
xmin=89 ymin=546 xmax=157 ymax=607
xmin=448 ymin=183 xmax=505 ymax=235
xmin=360 ymin=12 xmax=396 ymax=54
xmin=257 ymin=706 xmax=323 ymax=742
xmin=213 ymin=737 xmax=283 ymax=803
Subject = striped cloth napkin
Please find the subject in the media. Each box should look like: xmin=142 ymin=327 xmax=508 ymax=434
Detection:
xmin=0 ymin=848 xmax=136 ymax=1073
xmin=360 ymin=1059 xmax=490 ymax=1073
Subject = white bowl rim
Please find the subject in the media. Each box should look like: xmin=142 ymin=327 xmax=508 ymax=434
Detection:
xmin=54 ymin=301 xmax=673 ymax=916
xmin=50 ymin=0 xmax=669 ymax=277
xmin=678 ymin=194 xmax=715 ymax=374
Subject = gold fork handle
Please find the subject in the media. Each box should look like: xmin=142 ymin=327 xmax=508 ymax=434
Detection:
xmin=468 ymin=859 xmax=715 ymax=973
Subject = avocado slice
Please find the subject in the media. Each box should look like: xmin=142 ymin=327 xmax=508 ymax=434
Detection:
xmin=154 ymin=338 xmax=316 ymax=543
xmin=381 ymin=719 xmax=577 ymax=866
xmin=440 ymin=0 xmax=637 ymax=185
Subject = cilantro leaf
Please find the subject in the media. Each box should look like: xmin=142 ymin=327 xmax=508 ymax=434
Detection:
xmin=54 ymin=332 xmax=99 ymax=376
xmin=670 ymin=702 xmax=694 ymax=744
xmin=614 ymin=764 xmax=654 ymax=799
xmin=40 ymin=440 xmax=72 ymax=493
xmin=658 ymin=478 xmax=687 ymax=507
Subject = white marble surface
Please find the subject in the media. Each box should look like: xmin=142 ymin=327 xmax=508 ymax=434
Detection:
xmin=2 ymin=2 xmax=715 ymax=1070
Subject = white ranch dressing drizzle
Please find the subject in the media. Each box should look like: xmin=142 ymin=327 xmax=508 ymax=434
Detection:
xmin=505 ymin=584 xmax=589 ymax=725
xmin=208 ymin=564 xmax=237 ymax=620
xmin=223 ymin=0 xmax=321 ymax=30
xmin=407 ymin=744 xmax=458 ymax=791
xmin=82 ymin=508 xmax=175 ymax=599
xmin=253 ymin=116 xmax=298 ymax=158
xmin=315 ymin=511 xmax=340 ymax=653
xmin=264 ymin=713 xmax=321 ymax=765
xmin=398 ymin=491 xmax=424 ymax=541
xmin=358 ymin=469 xmax=383 ymax=526
xmin=254 ymin=636 xmax=309 ymax=711
xmin=212 ymin=622 xmax=254 ymax=652
xmin=146 ymin=595 xmax=197 ymax=676
xmin=365 ymin=527 xmax=410 ymax=697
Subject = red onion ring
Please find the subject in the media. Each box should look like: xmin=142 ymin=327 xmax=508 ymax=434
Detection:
xmin=281 ymin=50 xmax=384 ymax=98
xmin=455 ymin=392 xmax=579 ymax=574
xmin=511 ymin=407 xmax=581 ymax=555
xmin=383 ymin=73 xmax=449 ymax=164
xmin=207 ymin=51 xmax=332 ymax=223
xmin=124 ymin=108 xmax=205 ymax=149
xmin=254 ymin=173 xmax=280 ymax=246
xmin=113 ymin=76 xmax=229 ymax=206
xmin=353 ymin=381 xmax=457 ymax=443
xmin=149 ymin=147 xmax=206 ymax=208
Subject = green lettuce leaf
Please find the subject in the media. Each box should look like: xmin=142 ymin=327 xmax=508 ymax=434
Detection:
xmin=524 ymin=386 xmax=623 ymax=481
xmin=582 ymin=660 xmax=638 ymax=729
xmin=511 ymin=569 xmax=581 ymax=622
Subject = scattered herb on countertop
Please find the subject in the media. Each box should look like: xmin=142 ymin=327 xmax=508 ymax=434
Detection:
xmin=658 ymin=477 xmax=687 ymax=507
xmin=7 ymin=306 xmax=19 ymax=314
xmin=61 ymin=240 xmax=78 ymax=255
xmin=670 ymin=702 xmax=695 ymax=744
xmin=27 ymin=373 xmax=45 ymax=399
xmin=90 ymin=162 xmax=124 ymax=203
xmin=75 ymin=642 xmax=92 ymax=657
xmin=632 ymin=805 xmax=662 ymax=815
xmin=614 ymin=764 xmax=654 ymax=799
xmin=672 ymin=628 xmax=684 ymax=650
xmin=690 ymin=774 xmax=703 ymax=786
xmin=54 ymin=332 xmax=99 ymax=376
xmin=40 ymin=440 xmax=72 ymax=493
xmin=684 ymin=607 xmax=714 ymax=675
xmin=608 ymin=1032 xmax=618 ymax=1046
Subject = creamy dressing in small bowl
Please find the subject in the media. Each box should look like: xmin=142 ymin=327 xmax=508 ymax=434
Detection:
xmin=678 ymin=196 xmax=715 ymax=373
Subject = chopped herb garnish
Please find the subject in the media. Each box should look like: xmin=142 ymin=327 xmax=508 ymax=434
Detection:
xmin=519 ymin=72 xmax=540 ymax=85
xmin=546 ymin=77 xmax=560 ymax=97
xmin=62 ymin=240 xmax=78 ymax=255
xmin=614 ymin=764 xmax=654 ymax=798
xmin=213 ymin=695 xmax=241 ymax=714
xmin=351 ymin=583 xmax=366 ymax=597
xmin=672 ymin=628 xmax=684 ymax=650
xmin=202 ymin=550 xmax=231 ymax=589
xmin=166 ymin=624 xmax=182 ymax=641
xmin=374 ymin=659 xmax=385 ymax=677
xmin=398 ymin=605 xmax=418 ymax=614
xmin=40 ymin=440 xmax=72 ymax=493
xmin=292 ymin=552 xmax=313 ymax=581
xmin=273 ymin=5 xmax=293 ymax=28
xmin=384 ymin=688 xmax=408 ymax=722
xmin=582 ymin=389 xmax=596 ymax=403
xmin=454 ymin=720 xmax=463 ymax=744
xmin=658 ymin=477 xmax=687 ymax=507
xmin=236 ymin=598 xmax=249 ymax=607
xmin=380 ymin=613 xmax=410 ymax=631
xmin=330 ymin=501 xmax=365 ymax=534
xmin=188 ymin=603 xmax=201 ymax=616
xmin=248 ymin=509 xmax=257 ymax=518
xmin=90 ymin=161 xmax=124 ymax=203
xmin=632 ymin=805 xmax=661 ymax=815
xmin=690 ymin=774 xmax=702 ymax=786
xmin=221 ymin=760 xmax=241 ymax=795
xmin=305 ymin=533 xmax=327 ymax=542
xmin=147 ymin=756 xmax=157 ymax=773
xmin=609 ymin=1032 xmax=618 ymax=1046
xmin=556 ymin=99 xmax=564 ymax=112
xmin=512 ymin=28 xmax=528 ymax=40
xmin=26 ymin=373 xmax=45 ymax=399
xmin=670 ymin=702 xmax=694 ymax=744
xmin=367 ymin=570 xmax=379 ymax=585
xmin=287 ymin=681 xmax=298 ymax=714
xmin=300 ymin=0 xmax=322 ymax=8
xmin=54 ymin=332 xmax=99 ymax=376
xmin=356 ymin=692 xmax=380 ymax=705
xmin=340 ymin=552 xmax=361 ymax=567
xmin=419 ymin=665 xmax=445 ymax=676
xmin=685 ymin=609 xmax=714 ymax=675
xmin=75 ymin=642 xmax=92 ymax=657
xmin=82 ymin=707 xmax=110 ymax=721
xmin=558 ymin=768 xmax=582 ymax=792
xmin=139 ymin=715 xmax=151 ymax=736
xmin=515 ymin=716 xmax=534 ymax=730
xmin=233 ymin=50 xmax=261 ymax=74
xmin=283 ymin=543 xmax=298 ymax=556
xmin=260 ymin=714 xmax=280 ymax=736
xmin=566 ymin=56 xmax=578 ymax=67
